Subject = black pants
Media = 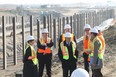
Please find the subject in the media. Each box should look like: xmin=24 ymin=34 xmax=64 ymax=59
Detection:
xmin=92 ymin=69 xmax=103 ymax=77
xmin=62 ymin=61 xmax=76 ymax=77
xmin=83 ymin=52 xmax=89 ymax=73
xmin=38 ymin=53 xmax=52 ymax=77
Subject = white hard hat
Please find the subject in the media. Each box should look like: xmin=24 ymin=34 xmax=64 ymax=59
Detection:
xmin=90 ymin=28 xmax=98 ymax=33
xmin=71 ymin=68 xmax=89 ymax=77
xmin=64 ymin=32 xmax=72 ymax=38
xmin=42 ymin=28 xmax=48 ymax=33
xmin=64 ymin=24 xmax=71 ymax=29
xmin=27 ymin=35 xmax=35 ymax=42
xmin=94 ymin=26 xmax=101 ymax=31
xmin=84 ymin=24 xmax=91 ymax=30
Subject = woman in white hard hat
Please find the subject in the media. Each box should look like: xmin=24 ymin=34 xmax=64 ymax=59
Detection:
xmin=23 ymin=35 xmax=38 ymax=77
xmin=37 ymin=28 xmax=53 ymax=77
xmin=58 ymin=32 xmax=78 ymax=77
xmin=71 ymin=68 xmax=89 ymax=77
xmin=89 ymin=28 xmax=103 ymax=77
xmin=82 ymin=24 xmax=91 ymax=73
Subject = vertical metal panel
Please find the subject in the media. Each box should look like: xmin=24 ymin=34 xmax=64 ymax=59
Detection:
xmin=12 ymin=17 xmax=17 ymax=65
xmin=30 ymin=15 xmax=33 ymax=35
xmin=22 ymin=16 xmax=25 ymax=56
xmin=2 ymin=16 xmax=7 ymax=69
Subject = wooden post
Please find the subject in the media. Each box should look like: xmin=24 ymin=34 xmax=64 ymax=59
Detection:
xmin=2 ymin=16 xmax=7 ymax=69
xmin=49 ymin=14 xmax=52 ymax=38
xmin=70 ymin=16 xmax=73 ymax=33
xmin=30 ymin=15 xmax=33 ymax=35
xmin=37 ymin=19 xmax=40 ymax=40
xmin=62 ymin=17 xmax=65 ymax=33
xmin=43 ymin=16 xmax=47 ymax=28
xmin=12 ymin=17 xmax=17 ymax=65
xmin=73 ymin=13 xmax=77 ymax=38
xmin=58 ymin=17 xmax=61 ymax=38
xmin=22 ymin=16 xmax=25 ymax=56
xmin=53 ymin=19 xmax=56 ymax=48
xmin=77 ymin=14 xmax=80 ymax=39
xmin=47 ymin=15 xmax=50 ymax=35
xmin=66 ymin=17 xmax=69 ymax=24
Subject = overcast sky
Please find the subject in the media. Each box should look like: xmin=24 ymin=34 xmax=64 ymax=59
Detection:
xmin=0 ymin=0 xmax=115 ymax=5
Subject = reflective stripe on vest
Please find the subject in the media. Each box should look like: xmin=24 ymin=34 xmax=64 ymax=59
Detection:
xmin=60 ymin=41 xmax=77 ymax=60
xmin=62 ymin=34 xmax=74 ymax=42
xmin=89 ymin=37 xmax=103 ymax=59
xmin=24 ymin=44 xmax=38 ymax=65
xmin=38 ymin=37 xmax=52 ymax=54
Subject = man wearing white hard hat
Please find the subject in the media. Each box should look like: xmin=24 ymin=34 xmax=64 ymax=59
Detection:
xmin=58 ymin=32 xmax=78 ymax=77
xmin=82 ymin=24 xmax=91 ymax=73
xmin=23 ymin=35 xmax=38 ymax=77
xmin=37 ymin=28 xmax=53 ymax=77
xmin=58 ymin=24 xmax=76 ymax=45
xmin=71 ymin=68 xmax=89 ymax=77
xmin=89 ymin=28 xmax=103 ymax=77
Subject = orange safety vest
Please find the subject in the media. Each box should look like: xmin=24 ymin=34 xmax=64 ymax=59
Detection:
xmin=62 ymin=33 xmax=74 ymax=42
xmin=83 ymin=35 xmax=90 ymax=54
xmin=38 ymin=37 xmax=52 ymax=54
xmin=98 ymin=33 xmax=105 ymax=51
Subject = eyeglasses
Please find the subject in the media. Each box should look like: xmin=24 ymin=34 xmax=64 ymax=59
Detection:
xmin=85 ymin=29 xmax=90 ymax=31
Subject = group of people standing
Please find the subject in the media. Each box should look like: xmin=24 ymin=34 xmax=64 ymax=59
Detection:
xmin=23 ymin=23 xmax=105 ymax=77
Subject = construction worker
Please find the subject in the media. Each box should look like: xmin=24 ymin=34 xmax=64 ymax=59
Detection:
xmin=58 ymin=32 xmax=78 ymax=77
xmin=37 ymin=28 xmax=53 ymax=77
xmin=82 ymin=24 xmax=91 ymax=73
xmin=58 ymin=24 xmax=76 ymax=45
xmin=89 ymin=28 xmax=103 ymax=77
xmin=23 ymin=35 xmax=38 ymax=77
xmin=71 ymin=68 xmax=89 ymax=77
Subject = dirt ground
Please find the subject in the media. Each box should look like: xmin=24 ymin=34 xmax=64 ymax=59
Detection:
xmin=0 ymin=24 xmax=116 ymax=77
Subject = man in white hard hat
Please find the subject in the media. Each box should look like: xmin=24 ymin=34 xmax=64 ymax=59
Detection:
xmin=58 ymin=32 xmax=78 ymax=77
xmin=89 ymin=28 xmax=103 ymax=77
xmin=58 ymin=24 xmax=76 ymax=45
xmin=37 ymin=28 xmax=53 ymax=77
xmin=23 ymin=35 xmax=38 ymax=77
xmin=71 ymin=68 xmax=89 ymax=77
xmin=82 ymin=24 xmax=91 ymax=73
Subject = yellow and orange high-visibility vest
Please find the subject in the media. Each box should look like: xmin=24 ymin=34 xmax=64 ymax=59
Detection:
xmin=83 ymin=35 xmax=90 ymax=54
xmin=24 ymin=43 xmax=38 ymax=65
xmin=60 ymin=41 xmax=77 ymax=60
xmin=38 ymin=37 xmax=52 ymax=54
xmin=98 ymin=33 xmax=105 ymax=52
